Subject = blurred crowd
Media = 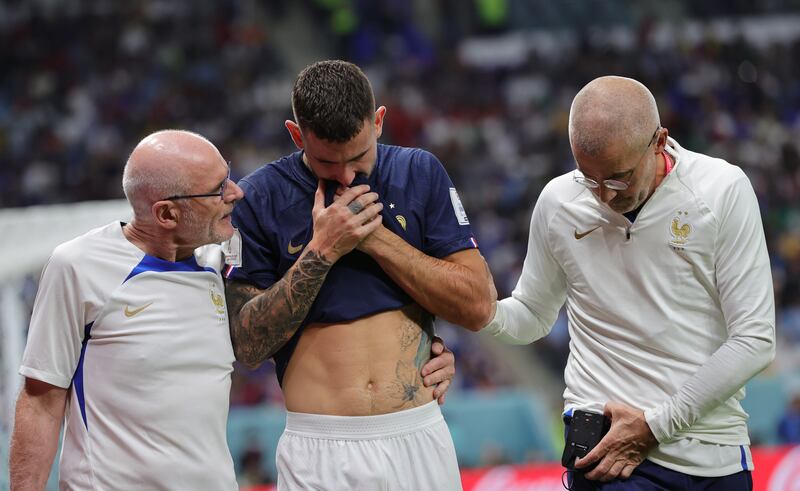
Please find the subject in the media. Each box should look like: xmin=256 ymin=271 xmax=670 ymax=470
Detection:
xmin=4 ymin=0 xmax=800 ymax=477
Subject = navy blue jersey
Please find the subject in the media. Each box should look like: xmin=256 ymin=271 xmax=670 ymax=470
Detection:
xmin=228 ymin=144 xmax=478 ymax=383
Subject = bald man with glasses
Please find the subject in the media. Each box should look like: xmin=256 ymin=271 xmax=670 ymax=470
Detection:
xmin=482 ymin=76 xmax=774 ymax=490
xmin=9 ymin=130 xmax=456 ymax=490
xmin=10 ymin=130 xmax=247 ymax=490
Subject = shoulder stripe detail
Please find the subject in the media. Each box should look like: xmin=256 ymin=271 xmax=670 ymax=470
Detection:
xmin=124 ymin=254 xmax=216 ymax=283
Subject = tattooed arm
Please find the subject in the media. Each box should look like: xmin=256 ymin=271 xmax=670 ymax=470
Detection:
xmin=226 ymin=250 xmax=332 ymax=367
xmin=227 ymin=181 xmax=384 ymax=368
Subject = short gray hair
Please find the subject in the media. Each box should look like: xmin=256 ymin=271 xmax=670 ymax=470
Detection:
xmin=122 ymin=156 xmax=191 ymax=220
xmin=568 ymin=77 xmax=660 ymax=157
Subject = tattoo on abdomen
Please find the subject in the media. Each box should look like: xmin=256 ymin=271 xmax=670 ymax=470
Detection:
xmin=397 ymin=317 xmax=422 ymax=351
xmin=408 ymin=306 xmax=434 ymax=371
xmin=388 ymin=305 xmax=435 ymax=408
xmin=413 ymin=323 xmax=433 ymax=371
xmin=390 ymin=360 xmax=422 ymax=409
xmin=226 ymin=251 xmax=332 ymax=367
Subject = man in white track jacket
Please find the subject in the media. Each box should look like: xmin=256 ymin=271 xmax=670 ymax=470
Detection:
xmin=482 ymin=76 xmax=775 ymax=490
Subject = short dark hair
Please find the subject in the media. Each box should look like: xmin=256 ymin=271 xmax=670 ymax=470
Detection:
xmin=291 ymin=60 xmax=375 ymax=143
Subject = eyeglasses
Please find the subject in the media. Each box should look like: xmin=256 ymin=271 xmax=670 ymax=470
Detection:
xmin=163 ymin=165 xmax=231 ymax=201
xmin=573 ymin=126 xmax=661 ymax=191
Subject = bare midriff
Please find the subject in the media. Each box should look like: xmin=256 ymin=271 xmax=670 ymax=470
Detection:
xmin=281 ymin=304 xmax=435 ymax=416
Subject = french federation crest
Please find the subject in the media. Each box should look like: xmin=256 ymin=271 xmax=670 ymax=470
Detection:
xmin=669 ymin=211 xmax=692 ymax=247
xmin=209 ymin=281 xmax=226 ymax=320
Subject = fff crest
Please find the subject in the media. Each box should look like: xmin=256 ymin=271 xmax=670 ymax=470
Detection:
xmin=209 ymin=282 xmax=226 ymax=316
xmin=669 ymin=211 xmax=692 ymax=247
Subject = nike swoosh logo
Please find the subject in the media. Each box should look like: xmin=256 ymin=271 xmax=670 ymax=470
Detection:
xmin=124 ymin=302 xmax=153 ymax=318
xmin=574 ymin=226 xmax=600 ymax=240
xmin=287 ymin=241 xmax=303 ymax=254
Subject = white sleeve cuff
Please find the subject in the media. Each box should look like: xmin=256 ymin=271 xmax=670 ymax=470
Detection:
xmin=481 ymin=302 xmax=505 ymax=336
xmin=480 ymin=298 xmax=547 ymax=345
xmin=644 ymin=405 xmax=670 ymax=443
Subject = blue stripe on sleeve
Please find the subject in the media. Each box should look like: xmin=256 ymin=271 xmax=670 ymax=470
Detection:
xmin=72 ymin=321 xmax=93 ymax=430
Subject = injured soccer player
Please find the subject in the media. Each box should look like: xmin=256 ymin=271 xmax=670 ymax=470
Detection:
xmin=225 ymin=60 xmax=495 ymax=491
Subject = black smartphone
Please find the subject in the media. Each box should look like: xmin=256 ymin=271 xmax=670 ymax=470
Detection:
xmin=561 ymin=409 xmax=610 ymax=470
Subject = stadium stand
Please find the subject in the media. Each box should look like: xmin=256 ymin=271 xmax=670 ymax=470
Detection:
xmin=2 ymin=1 xmax=800 ymax=488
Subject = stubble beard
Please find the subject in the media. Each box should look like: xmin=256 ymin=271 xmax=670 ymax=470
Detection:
xmin=182 ymin=205 xmax=229 ymax=246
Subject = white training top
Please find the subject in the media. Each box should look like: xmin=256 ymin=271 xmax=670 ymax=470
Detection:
xmin=20 ymin=222 xmax=237 ymax=490
xmin=484 ymin=138 xmax=775 ymax=476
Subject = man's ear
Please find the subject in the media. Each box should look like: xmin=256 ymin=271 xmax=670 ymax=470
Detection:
xmin=151 ymin=201 xmax=179 ymax=230
xmin=285 ymin=121 xmax=304 ymax=150
xmin=655 ymin=127 xmax=669 ymax=154
xmin=374 ymin=106 xmax=387 ymax=139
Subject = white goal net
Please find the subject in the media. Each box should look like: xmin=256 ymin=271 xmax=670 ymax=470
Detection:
xmin=0 ymin=200 xmax=132 ymax=435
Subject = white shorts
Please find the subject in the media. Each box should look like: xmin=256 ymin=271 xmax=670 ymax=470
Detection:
xmin=276 ymin=400 xmax=462 ymax=491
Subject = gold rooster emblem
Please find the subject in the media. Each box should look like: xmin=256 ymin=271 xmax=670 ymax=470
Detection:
xmin=670 ymin=216 xmax=691 ymax=245
xmin=211 ymin=292 xmax=224 ymax=308
xmin=396 ymin=215 xmax=407 ymax=231
xmin=209 ymin=283 xmax=226 ymax=315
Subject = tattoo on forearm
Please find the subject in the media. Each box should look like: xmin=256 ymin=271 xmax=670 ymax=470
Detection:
xmin=226 ymin=251 xmax=332 ymax=366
